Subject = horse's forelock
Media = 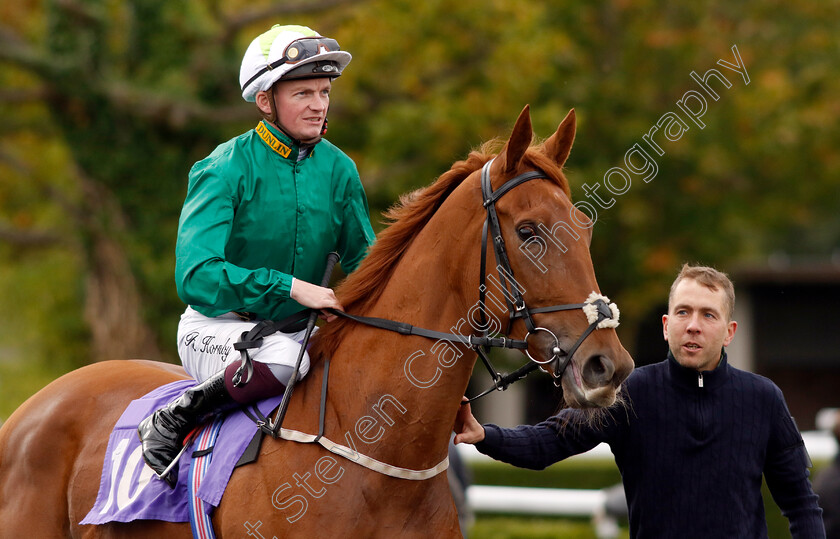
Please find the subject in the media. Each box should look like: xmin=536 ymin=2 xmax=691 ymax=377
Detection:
xmin=481 ymin=136 xmax=572 ymax=199
xmin=526 ymin=142 xmax=572 ymax=199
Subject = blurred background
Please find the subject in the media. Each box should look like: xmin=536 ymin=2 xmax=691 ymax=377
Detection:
xmin=1 ymin=0 xmax=838 ymax=537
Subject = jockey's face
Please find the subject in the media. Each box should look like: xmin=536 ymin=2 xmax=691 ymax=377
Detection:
xmin=662 ymin=278 xmax=737 ymax=372
xmin=272 ymin=77 xmax=331 ymax=144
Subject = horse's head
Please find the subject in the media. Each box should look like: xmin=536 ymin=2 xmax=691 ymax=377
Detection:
xmin=475 ymin=106 xmax=634 ymax=408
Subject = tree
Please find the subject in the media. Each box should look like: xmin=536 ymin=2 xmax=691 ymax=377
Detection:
xmin=0 ymin=0 xmax=362 ymax=365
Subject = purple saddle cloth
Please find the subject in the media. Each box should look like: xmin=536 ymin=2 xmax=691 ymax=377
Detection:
xmin=81 ymin=380 xmax=281 ymax=524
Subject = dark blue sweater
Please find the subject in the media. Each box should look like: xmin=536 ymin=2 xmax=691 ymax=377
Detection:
xmin=477 ymin=354 xmax=825 ymax=538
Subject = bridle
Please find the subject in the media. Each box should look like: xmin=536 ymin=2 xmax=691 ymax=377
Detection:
xmin=467 ymin=158 xmax=620 ymax=400
xmin=328 ymin=158 xmax=620 ymax=401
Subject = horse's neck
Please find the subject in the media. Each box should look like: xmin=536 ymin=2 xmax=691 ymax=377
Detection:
xmin=324 ymin=222 xmax=481 ymax=469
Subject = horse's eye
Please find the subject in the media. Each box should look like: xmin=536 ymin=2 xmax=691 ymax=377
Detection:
xmin=517 ymin=225 xmax=536 ymax=241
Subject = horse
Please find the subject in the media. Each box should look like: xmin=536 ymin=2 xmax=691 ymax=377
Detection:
xmin=0 ymin=105 xmax=633 ymax=538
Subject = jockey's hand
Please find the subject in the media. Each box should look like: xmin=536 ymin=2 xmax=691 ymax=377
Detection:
xmin=290 ymin=279 xmax=343 ymax=322
xmin=453 ymin=397 xmax=486 ymax=445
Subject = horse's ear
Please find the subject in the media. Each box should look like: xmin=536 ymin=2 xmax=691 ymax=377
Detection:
xmin=503 ymin=105 xmax=533 ymax=174
xmin=544 ymin=108 xmax=576 ymax=167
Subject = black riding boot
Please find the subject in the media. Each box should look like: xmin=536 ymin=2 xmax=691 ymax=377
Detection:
xmin=137 ymin=371 xmax=237 ymax=487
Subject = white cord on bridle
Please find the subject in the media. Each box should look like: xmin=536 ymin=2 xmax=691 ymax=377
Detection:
xmin=582 ymin=292 xmax=620 ymax=329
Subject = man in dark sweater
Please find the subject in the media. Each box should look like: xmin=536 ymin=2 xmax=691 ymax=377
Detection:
xmin=454 ymin=264 xmax=825 ymax=538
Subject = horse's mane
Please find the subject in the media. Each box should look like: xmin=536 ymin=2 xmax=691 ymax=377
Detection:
xmin=310 ymin=137 xmax=571 ymax=359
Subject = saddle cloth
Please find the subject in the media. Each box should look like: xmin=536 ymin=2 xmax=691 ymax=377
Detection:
xmin=81 ymin=380 xmax=281 ymax=524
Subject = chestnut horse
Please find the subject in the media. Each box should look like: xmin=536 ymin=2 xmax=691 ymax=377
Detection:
xmin=0 ymin=106 xmax=633 ymax=538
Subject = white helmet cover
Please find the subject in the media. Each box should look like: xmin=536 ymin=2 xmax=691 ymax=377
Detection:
xmin=239 ymin=24 xmax=352 ymax=102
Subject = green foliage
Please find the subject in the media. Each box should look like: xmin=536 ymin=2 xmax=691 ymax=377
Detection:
xmin=330 ymin=0 xmax=840 ymax=335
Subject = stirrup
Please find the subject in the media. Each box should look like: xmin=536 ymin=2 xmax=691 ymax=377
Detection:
xmin=153 ymin=429 xmax=199 ymax=488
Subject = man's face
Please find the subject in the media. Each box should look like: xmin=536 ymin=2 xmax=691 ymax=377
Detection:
xmin=272 ymin=77 xmax=331 ymax=143
xmin=662 ymin=278 xmax=737 ymax=371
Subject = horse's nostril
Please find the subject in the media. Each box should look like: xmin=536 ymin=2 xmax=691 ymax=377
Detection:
xmin=583 ymin=355 xmax=616 ymax=386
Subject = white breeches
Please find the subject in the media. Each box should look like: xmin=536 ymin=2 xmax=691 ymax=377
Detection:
xmin=177 ymin=306 xmax=313 ymax=383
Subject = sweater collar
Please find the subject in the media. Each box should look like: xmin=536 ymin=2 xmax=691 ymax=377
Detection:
xmin=255 ymin=121 xmax=313 ymax=161
xmin=667 ymin=350 xmax=730 ymax=389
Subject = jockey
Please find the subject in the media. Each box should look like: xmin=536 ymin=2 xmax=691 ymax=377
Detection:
xmin=138 ymin=24 xmax=376 ymax=485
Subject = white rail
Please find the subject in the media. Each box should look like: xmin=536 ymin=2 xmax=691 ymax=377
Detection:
xmin=466 ymin=485 xmax=606 ymax=516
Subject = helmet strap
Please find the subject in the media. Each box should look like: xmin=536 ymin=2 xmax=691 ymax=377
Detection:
xmin=265 ymin=86 xmax=279 ymax=125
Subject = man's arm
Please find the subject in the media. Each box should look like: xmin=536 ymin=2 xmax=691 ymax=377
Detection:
xmin=336 ymin=167 xmax=375 ymax=274
xmin=454 ymin=398 xmax=617 ymax=470
xmin=176 ymin=161 xmax=296 ymax=314
xmin=764 ymin=392 xmax=825 ymax=538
